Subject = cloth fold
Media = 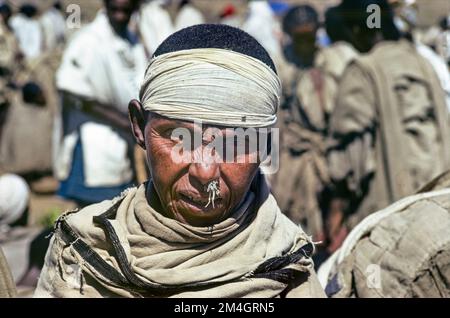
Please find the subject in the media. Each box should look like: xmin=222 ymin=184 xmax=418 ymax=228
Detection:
xmin=35 ymin=176 xmax=322 ymax=297
xmin=140 ymin=48 xmax=281 ymax=128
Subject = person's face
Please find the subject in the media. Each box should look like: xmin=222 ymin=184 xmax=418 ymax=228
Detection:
xmin=105 ymin=0 xmax=136 ymax=34
xmin=350 ymin=25 xmax=379 ymax=53
xmin=129 ymin=105 xmax=261 ymax=227
xmin=290 ymin=24 xmax=318 ymax=63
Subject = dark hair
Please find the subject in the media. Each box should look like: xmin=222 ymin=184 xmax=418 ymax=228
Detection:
xmin=325 ymin=6 xmax=353 ymax=43
xmin=440 ymin=16 xmax=449 ymax=30
xmin=53 ymin=1 xmax=62 ymax=11
xmin=282 ymin=5 xmax=319 ymax=34
xmin=180 ymin=0 xmax=190 ymax=8
xmin=0 ymin=3 xmax=12 ymax=16
xmin=103 ymin=0 xmax=141 ymax=9
xmin=154 ymin=24 xmax=277 ymax=73
xmin=19 ymin=4 xmax=38 ymax=18
xmin=22 ymin=82 xmax=44 ymax=105
xmin=339 ymin=0 xmax=400 ymax=41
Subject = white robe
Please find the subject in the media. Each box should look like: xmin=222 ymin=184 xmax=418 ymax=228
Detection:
xmin=9 ymin=14 xmax=43 ymax=60
xmin=242 ymin=1 xmax=282 ymax=58
xmin=55 ymin=11 xmax=147 ymax=188
xmin=174 ymin=4 xmax=205 ymax=32
xmin=138 ymin=1 xmax=174 ymax=56
xmin=57 ymin=11 xmax=147 ymax=111
xmin=39 ymin=7 xmax=66 ymax=51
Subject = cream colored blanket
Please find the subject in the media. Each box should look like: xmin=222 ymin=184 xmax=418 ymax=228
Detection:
xmin=35 ymin=177 xmax=324 ymax=298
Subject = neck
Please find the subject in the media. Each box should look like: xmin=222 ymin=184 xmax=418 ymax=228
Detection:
xmin=146 ymin=182 xmax=165 ymax=216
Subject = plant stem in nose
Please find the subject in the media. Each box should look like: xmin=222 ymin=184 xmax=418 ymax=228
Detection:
xmin=205 ymin=180 xmax=220 ymax=208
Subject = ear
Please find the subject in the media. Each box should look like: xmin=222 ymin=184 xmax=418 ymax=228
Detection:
xmin=128 ymin=99 xmax=147 ymax=149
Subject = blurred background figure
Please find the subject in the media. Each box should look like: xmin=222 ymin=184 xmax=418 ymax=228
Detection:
xmin=0 ymin=173 xmax=55 ymax=296
xmin=0 ymin=2 xmax=20 ymax=126
xmin=271 ymin=3 xmax=360 ymax=266
xmin=0 ymin=174 xmax=30 ymax=231
xmin=39 ymin=1 xmax=66 ymax=51
xmin=55 ymin=0 xmax=147 ymax=206
xmin=326 ymin=0 xmax=450 ymax=253
xmin=138 ymin=0 xmax=174 ymax=56
xmin=174 ymin=0 xmax=204 ymax=31
xmin=282 ymin=4 xmax=320 ymax=69
xmin=219 ymin=3 xmax=240 ymax=28
xmin=390 ymin=0 xmax=450 ymax=112
xmin=241 ymin=0 xmax=283 ymax=58
xmin=0 ymin=2 xmax=19 ymax=71
xmin=319 ymin=171 xmax=450 ymax=298
xmin=438 ymin=14 xmax=450 ymax=67
xmin=218 ymin=0 xmax=285 ymax=59
xmin=300 ymin=5 xmax=358 ymax=262
xmin=0 ymin=57 xmax=58 ymax=183
xmin=0 ymin=0 xmax=65 ymax=206
xmin=9 ymin=4 xmax=43 ymax=60
xmin=0 ymin=174 xmax=36 ymax=295
xmin=270 ymin=5 xmax=326 ymax=250
xmin=271 ymin=4 xmax=321 ymax=113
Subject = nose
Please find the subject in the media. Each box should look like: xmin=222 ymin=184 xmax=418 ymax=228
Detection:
xmin=189 ymin=146 xmax=220 ymax=188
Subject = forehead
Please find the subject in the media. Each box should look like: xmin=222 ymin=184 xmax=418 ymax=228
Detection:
xmin=147 ymin=112 xmax=233 ymax=131
xmin=145 ymin=113 xmax=271 ymax=141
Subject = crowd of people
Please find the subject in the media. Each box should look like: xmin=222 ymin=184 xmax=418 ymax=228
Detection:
xmin=1 ymin=0 xmax=450 ymax=298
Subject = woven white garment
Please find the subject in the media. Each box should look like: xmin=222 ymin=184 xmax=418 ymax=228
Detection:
xmin=140 ymin=48 xmax=281 ymax=128
xmin=0 ymin=174 xmax=29 ymax=226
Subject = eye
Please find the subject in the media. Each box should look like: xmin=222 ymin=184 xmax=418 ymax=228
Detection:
xmin=168 ymin=129 xmax=183 ymax=142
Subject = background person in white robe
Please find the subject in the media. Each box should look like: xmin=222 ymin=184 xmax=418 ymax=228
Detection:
xmin=242 ymin=0 xmax=283 ymax=59
xmin=174 ymin=0 xmax=204 ymax=31
xmin=9 ymin=4 xmax=43 ymax=60
xmin=39 ymin=1 xmax=66 ymax=51
xmin=55 ymin=0 xmax=147 ymax=206
xmin=391 ymin=0 xmax=450 ymax=112
xmin=138 ymin=0 xmax=174 ymax=56
xmin=0 ymin=174 xmax=29 ymax=231
xmin=219 ymin=0 xmax=284 ymax=59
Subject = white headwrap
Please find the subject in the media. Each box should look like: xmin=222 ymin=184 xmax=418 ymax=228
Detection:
xmin=0 ymin=174 xmax=30 ymax=225
xmin=139 ymin=48 xmax=281 ymax=128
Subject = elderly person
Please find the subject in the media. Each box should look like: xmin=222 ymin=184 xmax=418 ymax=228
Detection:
xmin=327 ymin=0 xmax=450 ymax=241
xmin=34 ymin=24 xmax=325 ymax=298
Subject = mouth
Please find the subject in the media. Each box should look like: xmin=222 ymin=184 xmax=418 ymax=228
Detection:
xmin=179 ymin=193 xmax=223 ymax=212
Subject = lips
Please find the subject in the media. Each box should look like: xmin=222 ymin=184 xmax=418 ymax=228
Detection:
xmin=179 ymin=192 xmax=223 ymax=211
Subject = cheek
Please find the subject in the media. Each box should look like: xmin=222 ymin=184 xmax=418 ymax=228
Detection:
xmin=146 ymin=132 xmax=184 ymax=196
xmin=222 ymin=163 xmax=259 ymax=197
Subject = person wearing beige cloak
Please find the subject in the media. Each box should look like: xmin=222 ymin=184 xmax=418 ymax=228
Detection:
xmin=34 ymin=24 xmax=325 ymax=298
xmin=318 ymin=170 xmax=450 ymax=298
xmin=271 ymin=5 xmax=357 ymax=245
xmin=327 ymin=0 xmax=450 ymax=240
xmin=270 ymin=5 xmax=321 ymax=238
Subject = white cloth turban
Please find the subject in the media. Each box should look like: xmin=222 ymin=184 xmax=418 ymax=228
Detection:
xmin=0 ymin=174 xmax=30 ymax=225
xmin=139 ymin=48 xmax=281 ymax=128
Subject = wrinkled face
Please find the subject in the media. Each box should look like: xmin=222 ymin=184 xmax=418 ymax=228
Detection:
xmin=144 ymin=113 xmax=261 ymax=227
xmin=105 ymin=0 xmax=136 ymax=34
